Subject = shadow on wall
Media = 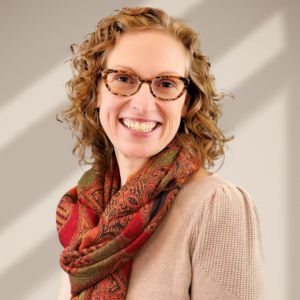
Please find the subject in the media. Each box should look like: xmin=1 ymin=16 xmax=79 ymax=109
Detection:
xmin=285 ymin=1 xmax=300 ymax=299
xmin=1 ymin=0 xmax=299 ymax=299
xmin=0 ymin=0 xmax=140 ymax=108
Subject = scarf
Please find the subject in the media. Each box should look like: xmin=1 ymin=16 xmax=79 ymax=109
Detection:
xmin=56 ymin=137 xmax=201 ymax=299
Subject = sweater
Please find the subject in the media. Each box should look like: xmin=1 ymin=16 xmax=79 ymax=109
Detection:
xmin=57 ymin=170 xmax=265 ymax=300
xmin=126 ymin=171 xmax=265 ymax=299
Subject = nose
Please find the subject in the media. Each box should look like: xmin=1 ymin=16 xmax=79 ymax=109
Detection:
xmin=130 ymin=82 xmax=156 ymax=113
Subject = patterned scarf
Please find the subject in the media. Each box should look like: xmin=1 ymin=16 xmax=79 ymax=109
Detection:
xmin=56 ymin=137 xmax=200 ymax=299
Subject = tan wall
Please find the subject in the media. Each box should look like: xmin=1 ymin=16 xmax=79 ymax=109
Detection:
xmin=1 ymin=0 xmax=299 ymax=299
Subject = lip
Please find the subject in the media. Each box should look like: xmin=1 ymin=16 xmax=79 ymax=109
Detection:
xmin=119 ymin=118 xmax=162 ymax=137
xmin=119 ymin=117 xmax=162 ymax=124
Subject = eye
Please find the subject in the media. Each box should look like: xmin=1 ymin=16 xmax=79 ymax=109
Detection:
xmin=117 ymin=75 xmax=130 ymax=83
xmin=155 ymin=78 xmax=178 ymax=89
xmin=113 ymin=73 xmax=136 ymax=84
xmin=162 ymin=81 xmax=174 ymax=88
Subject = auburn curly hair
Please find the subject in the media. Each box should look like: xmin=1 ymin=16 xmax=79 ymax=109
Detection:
xmin=57 ymin=6 xmax=234 ymax=175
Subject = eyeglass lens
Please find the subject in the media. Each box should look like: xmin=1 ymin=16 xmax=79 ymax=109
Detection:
xmin=106 ymin=72 xmax=185 ymax=100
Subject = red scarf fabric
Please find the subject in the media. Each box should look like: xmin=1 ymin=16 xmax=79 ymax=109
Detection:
xmin=56 ymin=138 xmax=200 ymax=299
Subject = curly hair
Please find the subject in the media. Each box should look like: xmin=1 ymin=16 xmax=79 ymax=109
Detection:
xmin=57 ymin=6 xmax=234 ymax=175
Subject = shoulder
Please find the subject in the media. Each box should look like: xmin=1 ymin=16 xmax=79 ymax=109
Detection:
xmin=183 ymin=170 xmax=265 ymax=299
xmin=179 ymin=168 xmax=260 ymax=215
xmin=178 ymin=168 xmax=264 ymax=261
xmin=180 ymin=169 xmax=263 ymax=244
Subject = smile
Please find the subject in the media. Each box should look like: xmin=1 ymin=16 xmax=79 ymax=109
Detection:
xmin=120 ymin=118 xmax=161 ymax=133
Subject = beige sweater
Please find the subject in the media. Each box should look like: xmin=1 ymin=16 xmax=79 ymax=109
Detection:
xmin=126 ymin=171 xmax=265 ymax=299
xmin=57 ymin=171 xmax=265 ymax=300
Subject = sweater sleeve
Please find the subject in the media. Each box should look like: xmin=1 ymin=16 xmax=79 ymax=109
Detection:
xmin=190 ymin=183 xmax=265 ymax=300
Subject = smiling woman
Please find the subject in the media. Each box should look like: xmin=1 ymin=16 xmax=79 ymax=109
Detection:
xmin=56 ymin=6 xmax=265 ymax=300
xmin=96 ymin=30 xmax=190 ymax=184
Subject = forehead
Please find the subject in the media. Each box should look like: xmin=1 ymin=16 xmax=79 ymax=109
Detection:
xmin=105 ymin=30 xmax=188 ymax=77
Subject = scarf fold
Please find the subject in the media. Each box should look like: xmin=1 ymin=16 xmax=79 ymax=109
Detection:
xmin=56 ymin=137 xmax=201 ymax=299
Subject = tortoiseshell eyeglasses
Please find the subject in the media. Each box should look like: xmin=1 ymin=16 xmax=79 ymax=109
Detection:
xmin=100 ymin=69 xmax=190 ymax=101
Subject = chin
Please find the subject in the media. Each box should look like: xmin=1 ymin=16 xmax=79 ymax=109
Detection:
xmin=124 ymin=150 xmax=155 ymax=160
xmin=120 ymin=145 xmax=161 ymax=160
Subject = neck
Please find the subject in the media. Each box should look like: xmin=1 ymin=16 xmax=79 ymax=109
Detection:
xmin=115 ymin=151 xmax=150 ymax=186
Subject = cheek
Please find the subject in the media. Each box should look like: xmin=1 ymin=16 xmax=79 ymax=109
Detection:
xmin=98 ymin=89 xmax=119 ymax=115
xmin=163 ymin=100 xmax=185 ymax=123
xmin=97 ymin=83 xmax=114 ymax=108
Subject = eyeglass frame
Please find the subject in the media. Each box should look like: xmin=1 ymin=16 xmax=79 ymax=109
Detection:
xmin=99 ymin=68 xmax=190 ymax=101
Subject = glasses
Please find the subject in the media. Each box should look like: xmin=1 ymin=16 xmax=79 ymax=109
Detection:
xmin=100 ymin=69 xmax=190 ymax=101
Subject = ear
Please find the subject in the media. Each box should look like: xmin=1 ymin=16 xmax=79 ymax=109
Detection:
xmin=181 ymin=94 xmax=190 ymax=117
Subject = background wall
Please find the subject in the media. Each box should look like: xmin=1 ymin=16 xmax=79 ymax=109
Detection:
xmin=0 ymin=0 xmax=299 ymax=299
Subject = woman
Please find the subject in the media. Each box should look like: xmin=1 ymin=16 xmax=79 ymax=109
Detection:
xmin=56 ymin=6 xmax=265 ymax=300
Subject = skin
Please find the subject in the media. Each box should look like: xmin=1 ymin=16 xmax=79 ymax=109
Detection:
xmin=96 ymin=30 xmax=208 ymax=185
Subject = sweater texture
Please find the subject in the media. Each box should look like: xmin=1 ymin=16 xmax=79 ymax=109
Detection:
xmin=126 ymin=171 xmax=265 ymax=300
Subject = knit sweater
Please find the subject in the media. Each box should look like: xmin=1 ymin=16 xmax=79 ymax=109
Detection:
xmin=57 ymin=171 xmax=265 ymax=300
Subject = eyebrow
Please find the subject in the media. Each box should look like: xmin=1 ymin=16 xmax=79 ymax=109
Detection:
xmin=110 ymin=65 xmax=182 ymax=77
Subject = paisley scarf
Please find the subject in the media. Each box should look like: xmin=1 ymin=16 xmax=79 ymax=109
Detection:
xmin=56 ymin=137 xmax=200 ymax=299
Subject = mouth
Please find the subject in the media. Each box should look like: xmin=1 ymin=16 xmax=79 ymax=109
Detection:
xmin=119 ymin=118 xmax=162 ymax=133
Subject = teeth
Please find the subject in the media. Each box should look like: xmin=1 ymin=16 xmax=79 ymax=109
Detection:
xmin=122 ymin=119 xmax=157 ymax=132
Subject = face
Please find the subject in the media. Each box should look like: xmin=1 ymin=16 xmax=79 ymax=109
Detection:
xmin=96 ymin=30 xmax=189 ymax=162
